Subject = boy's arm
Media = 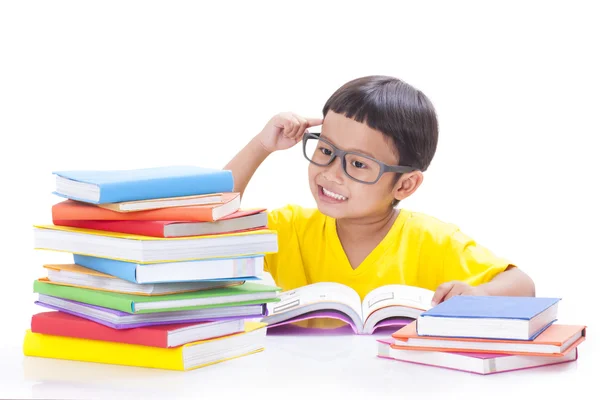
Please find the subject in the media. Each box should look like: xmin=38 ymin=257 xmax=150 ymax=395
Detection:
xmin=431 ymin=267 xmax=535 ymax=306
xmin=224 ymin=112 xmax=322 ymax=198
xmin=224 ymin=137 xmax=271 ymax=197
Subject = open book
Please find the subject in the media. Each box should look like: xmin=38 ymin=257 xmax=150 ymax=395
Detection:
xmin=262 ymin=282 xmax=434 ymax=334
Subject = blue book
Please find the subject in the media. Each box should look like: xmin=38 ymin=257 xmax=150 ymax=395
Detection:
xmin=53 ymin=166 xmax=234 ymax=204
xmin=416 ymin=296 xmax=561 ymax=341
xmin=73 ymin=254 xmax=265 ymax=284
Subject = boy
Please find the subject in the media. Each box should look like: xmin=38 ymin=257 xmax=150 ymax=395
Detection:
xmin=225 ymin=75 xmax=534 ymax=328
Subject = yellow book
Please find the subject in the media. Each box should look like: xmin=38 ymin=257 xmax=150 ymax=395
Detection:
xmin=23 ymin=322 xmax=266 ymax=371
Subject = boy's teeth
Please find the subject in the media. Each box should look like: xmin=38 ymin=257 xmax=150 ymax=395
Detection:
xmin=323 ymin=187 xmax=347 ymax=200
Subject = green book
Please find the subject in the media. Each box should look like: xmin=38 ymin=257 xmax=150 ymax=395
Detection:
xmin=34 ymin=280 xmax=280 ymax=314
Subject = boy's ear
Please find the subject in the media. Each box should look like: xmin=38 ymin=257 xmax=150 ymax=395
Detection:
xmin=393 ymin=171 xmax=424 ymax=202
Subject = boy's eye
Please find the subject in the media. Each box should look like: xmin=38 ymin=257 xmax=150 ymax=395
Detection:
xmin=319 ymin=147 xmax=332 ymax=156
xmin=351 ymin=160 xmax=367 ymax=169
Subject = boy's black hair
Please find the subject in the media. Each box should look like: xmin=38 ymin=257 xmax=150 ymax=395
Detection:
xmin=322 ymin=75 xmax=439 ymax=205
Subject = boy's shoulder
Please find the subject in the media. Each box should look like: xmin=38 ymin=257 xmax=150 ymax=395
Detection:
xmin=402 ymin=209 xmax=458 ymax=232
xmin=400 ymin=209 xmax=471 ymax=248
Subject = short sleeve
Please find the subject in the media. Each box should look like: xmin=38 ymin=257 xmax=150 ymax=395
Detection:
xmin=264 ymin=205 xmax=297 ymax=275
xmin=442 ymin=229 xmax=513 ymax=286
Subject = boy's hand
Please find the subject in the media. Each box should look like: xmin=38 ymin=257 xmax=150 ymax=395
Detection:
xmin=257 ymin=112 xmax=323 ymax=153
xmin=431 ymin=281 xmax=489 ymax=306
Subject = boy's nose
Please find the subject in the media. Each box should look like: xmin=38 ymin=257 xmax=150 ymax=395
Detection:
xmin=321 ymin=157 xmax=344 ymax=184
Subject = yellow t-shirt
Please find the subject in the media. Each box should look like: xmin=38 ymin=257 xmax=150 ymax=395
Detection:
xmin=264 ymin=205 xmax=512 ymax=328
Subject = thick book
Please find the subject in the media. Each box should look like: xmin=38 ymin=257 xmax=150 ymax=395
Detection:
xmin=377 ymin=339 xmax=578 ymax=375
xmin=72 ymin=254 xmax=264 ymax=284
xmin=23 ymin=322 xmax=267 ymax=371
xmin=417 ymin=296 xmax=560 ymax=340
xmin=42 ymin=263 xmax=244 ymax=296
xmin=97 ymin=193 xmax=224 ymax=212
xmin=54 ymin=209 xmax=268 ymax=238
xmin=33 ymin=280 xmax=280 ymax=314
xmin=53 ymin=166 xmax=234 ymax=204
xmin=53 ymin=194 xmax=240 ymax=223
xmin=261 ymin=282 xmax=433 ymax=334
xmin=392 ymin=321 xmax=586 ymax=357
xmin=35 ymin=295 xmax=268 ymax=329
xmin=33 ymin=224 xmax=277 ymax=263
xmin=31 ymin=311 xmax=245 ymax=348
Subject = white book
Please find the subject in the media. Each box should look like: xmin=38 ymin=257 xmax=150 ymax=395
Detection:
xmin=33 ymin=224 xmax=277 ymax=263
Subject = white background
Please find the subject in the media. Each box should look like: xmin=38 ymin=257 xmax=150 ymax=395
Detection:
xmin=0 ymin=1 xmax=599 ymax=398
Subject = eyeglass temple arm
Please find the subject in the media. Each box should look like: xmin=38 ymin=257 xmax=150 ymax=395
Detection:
xmin=383 ymin=165 xmax=417 ymax=173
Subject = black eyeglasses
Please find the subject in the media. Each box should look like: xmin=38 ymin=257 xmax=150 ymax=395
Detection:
xmin=302 ymin=132 xmax=417 ymax=184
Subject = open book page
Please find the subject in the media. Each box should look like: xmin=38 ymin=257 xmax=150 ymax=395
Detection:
xmin=265 ymin=282 xmax=362 ymax=327
xmin=361 ymin=284 xmax=434 ymax=321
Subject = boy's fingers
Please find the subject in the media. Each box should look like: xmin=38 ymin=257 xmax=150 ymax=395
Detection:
xmin=293 ymin=117 xmax=309 ymax=141
xmin=306 ymin=117 xmax=323 ymax=127
xmin=292 ymin=114 xmax=320 ymax=141
xmin=288 ymin=115 xmax=303 ymax=139
xmin=282 ymin=117 xmax=297 ymax=138
xmin=442 ymin=285 xmax=464 ymax=303
xmin=276 ymin=113 xmax=321 ymax=140
xmin=431 ymin=282 xmax=453 ymax=306
xmin=272 ymin=113 xmax=290 ymax=129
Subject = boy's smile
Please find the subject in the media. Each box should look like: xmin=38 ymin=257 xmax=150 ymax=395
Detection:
xmin=318 ymin=185 xmax=348 ymax=203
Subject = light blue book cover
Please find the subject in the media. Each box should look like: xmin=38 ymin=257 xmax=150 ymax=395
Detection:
xmin=420 ymin=296 xmax=560 ymax=320
xmin=73 ymin=254 xmax=262 ymax=284
xmin=53 ymin=165 xmax=234 ymax=204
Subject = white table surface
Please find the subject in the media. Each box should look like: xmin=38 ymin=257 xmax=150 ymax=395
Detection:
xmin=0 ymin=324 xmax=595 ymax=400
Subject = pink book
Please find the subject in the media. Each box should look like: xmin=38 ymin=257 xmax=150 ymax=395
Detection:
xmin=376 ymin=339 xmax=578 ymax=375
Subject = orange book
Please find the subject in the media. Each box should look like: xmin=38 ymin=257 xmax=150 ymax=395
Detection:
xmin=40 ymin=263 xmax=243 ymax=296
xmin=52 ymin=193 xmax=240 ymax=222
xmin=391 ymin=321 xmax=586 ymax=357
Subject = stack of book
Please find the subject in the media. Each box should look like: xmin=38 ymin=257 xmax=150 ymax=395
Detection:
xmin=377 ymin=296 xmax=586 ymax=375
xmin=23 ymin=166 xmax=281 ymax=371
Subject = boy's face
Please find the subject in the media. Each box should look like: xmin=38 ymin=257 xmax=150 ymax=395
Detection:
xmin=307 ymin=111 xmax=406 ymax=220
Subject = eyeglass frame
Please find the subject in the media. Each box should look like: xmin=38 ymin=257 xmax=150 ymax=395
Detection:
xmin=302 ymin=131 xmax=417 ymax=185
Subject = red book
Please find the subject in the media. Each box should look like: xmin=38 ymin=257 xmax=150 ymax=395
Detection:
xmin=31 ymin=312 xmax=245 ymax=348
xmin=53 ymin=209 xmax=267 ymax=238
